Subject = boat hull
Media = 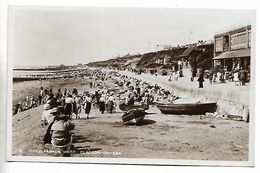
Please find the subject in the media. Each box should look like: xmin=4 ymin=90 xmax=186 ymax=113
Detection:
xmin=122 ymin=108 xmax=146 ymax=123
xmin=119 ymin=103 xmax=149 ymax=112
xmin=156 ymin=102 xmax=217 ymax=115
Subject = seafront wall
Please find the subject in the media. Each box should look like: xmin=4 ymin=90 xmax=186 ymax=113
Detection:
xmin=165 ymin=81 xmax=250 ymax=122
xmin=118 ymin=70 xmax=250 ymax=122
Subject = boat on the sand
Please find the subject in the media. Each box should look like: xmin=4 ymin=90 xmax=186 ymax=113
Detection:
xmin=156 ymin=102 xmax=217 ymax=115
xmin=119 ymin=103 xmax=149 ymax=112
xmin=121 ymin=108 xmax=146 ymax=124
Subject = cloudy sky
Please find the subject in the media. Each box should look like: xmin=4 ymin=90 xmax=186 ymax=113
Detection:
xmin=9 ymin=6 xmax=255 ymax=67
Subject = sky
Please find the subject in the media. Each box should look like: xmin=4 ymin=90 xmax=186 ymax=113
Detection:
xmin=9 ymin=6 xmax=255 ymax=67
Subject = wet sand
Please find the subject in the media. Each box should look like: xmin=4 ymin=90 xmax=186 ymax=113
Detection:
xmin=11 ymin=77 xmax=249 ymax=161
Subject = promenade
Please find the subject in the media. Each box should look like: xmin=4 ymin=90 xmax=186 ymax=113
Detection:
xmin=117 ymin=68 xmax=251 ymax=120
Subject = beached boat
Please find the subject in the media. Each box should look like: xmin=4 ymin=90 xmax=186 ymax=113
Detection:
xmin=122 ymin=108 xmax=146 ymax=124
xmin=156 ymin=102 xmax=217 ymax=115
xmin=119 ymin=103 xmax=149 ymax=112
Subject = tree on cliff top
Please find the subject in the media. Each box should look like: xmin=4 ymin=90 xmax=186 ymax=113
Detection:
xmin=189 ymin=50 xmax=213 ymax=77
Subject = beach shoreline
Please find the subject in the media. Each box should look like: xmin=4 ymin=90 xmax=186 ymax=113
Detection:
xmin=11 ymin=72 xmax=249 ymax=161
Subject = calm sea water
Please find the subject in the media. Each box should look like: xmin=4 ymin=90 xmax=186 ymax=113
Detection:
xmin=13 ymin=70 xmax=55 ymax=77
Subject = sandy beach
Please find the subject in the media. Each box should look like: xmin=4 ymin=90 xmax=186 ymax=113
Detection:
xmin=11 ymin=75 xmax=249 ymax=161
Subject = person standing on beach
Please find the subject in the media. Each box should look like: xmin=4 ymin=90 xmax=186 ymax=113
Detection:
xmin=83 ymin=93 xmax=92 ymax=119
xmin=74 ymin=94 xmax=82 ymax=119
xmin=95 ymin=90 xmax=101 ymax=105
xmin=49 ymin=88 xmax=54 ymax=100
xmin=64 ymin=94 xmax=75 ymax=119
xmin=63 ymin=88 xmax=68 ymax=97
xmin=197 ymin=72 xmax=205 ymax=88
xmin=39 ymin=87 xmax=44 ymax=105
xmin=99 ymin=94 xmax=106 ymax=114
xmin=55 ymin=88 xmax=63 ymax=106
xmin=107 ymin=94 xmax=115 ymax=114
xmin=44 ymin=88 xmax=53 ymax=103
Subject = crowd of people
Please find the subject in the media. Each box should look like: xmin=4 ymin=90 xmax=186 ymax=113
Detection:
xmin=40 ymin=86 xmax=117 ymax=155
xmin=13 ymin=95 xmax=38 ymax=115
xmin=37 ymin=69 xmax=179 ymax=154
xmin=40 ymin=87 xmax=115 ymax=125
xmin=205 ymin=67 xmax=250 ymax=86
xmin=40 ymin=70 xmax=178 ymax=126
xmin=166 ymin=67 xmax=250 ymax=88
xmin=124 ymin=66 xmax=249 ymax=90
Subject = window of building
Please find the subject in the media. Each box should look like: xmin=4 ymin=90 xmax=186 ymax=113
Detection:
xmin=230 ymin=31 xmax=247 ymax=50
xmin=215 ymin=37 xmax=223 ymax=52
xmin=223 ymin=35 xmax=229 ymax=51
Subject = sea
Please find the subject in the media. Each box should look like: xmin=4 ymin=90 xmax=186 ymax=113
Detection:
xmin=13 ymin=70 xmax=55 ymax=77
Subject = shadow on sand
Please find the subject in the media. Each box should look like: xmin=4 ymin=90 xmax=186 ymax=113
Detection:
xmin=71 ymin=135 xmax=102 ymax=156
xmin=73 ymin=135 xmax=93 ymax=143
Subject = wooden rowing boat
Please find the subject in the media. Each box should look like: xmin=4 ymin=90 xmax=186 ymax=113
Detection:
xmin=121 ymin=108 xmax=146 ymax=124
xmin=119 ymin=103 xmax=149 ymax=112
xmin=156 ymin=102 xmax=217 ymax=115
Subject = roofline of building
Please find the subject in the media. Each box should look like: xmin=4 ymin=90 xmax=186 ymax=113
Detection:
xmin=214 ymin=25 xmax=251 ymax=38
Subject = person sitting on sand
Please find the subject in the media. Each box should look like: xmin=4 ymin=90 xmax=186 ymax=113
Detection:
xmin=24 ymin=95 xmax=30 ymax=109
xmin=43 ymin=108 xmax=75 ymax=153
xmin=13 ymin=100 xmax=22 ymax=115
xmin=41 ymin=103 xmax=53 ymax=127
xmin=51 ymin=109 xmax=75 ymax=148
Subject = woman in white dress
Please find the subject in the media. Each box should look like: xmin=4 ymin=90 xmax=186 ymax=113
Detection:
xmin=233 ymin=71 xmax=239 ymax=86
